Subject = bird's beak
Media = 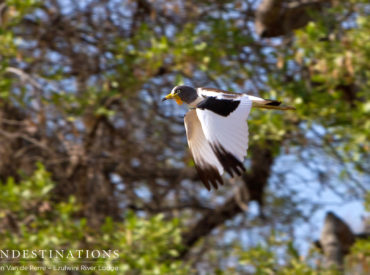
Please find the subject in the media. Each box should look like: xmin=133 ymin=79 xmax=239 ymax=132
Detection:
xmin=161 ymin=94 xmax=171 ymax=101
xmin=162 ymin=93 xmax=183 ymax=105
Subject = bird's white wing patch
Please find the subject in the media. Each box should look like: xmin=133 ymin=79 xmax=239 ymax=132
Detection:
xmin=197 ymin=87 xmax=242 ymax=100
xmin=184 ymin=109 xmax=224 ymax=190
xmin=196 ymin=95 xmax=252 ymax=170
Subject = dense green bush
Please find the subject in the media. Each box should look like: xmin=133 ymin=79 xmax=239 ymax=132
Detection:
xmin=0 ymin=164 xmax=190 ymax=275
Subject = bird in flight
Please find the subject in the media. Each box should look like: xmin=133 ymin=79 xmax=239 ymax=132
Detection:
xmin=162 ymin=85 xmax=295 ymax=190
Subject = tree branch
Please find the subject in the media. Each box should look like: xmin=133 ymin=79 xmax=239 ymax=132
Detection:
xmin=179 ymin=145 xmax=275 ymax=258
xmin=255 ymin=0 xmax=331 ymax=38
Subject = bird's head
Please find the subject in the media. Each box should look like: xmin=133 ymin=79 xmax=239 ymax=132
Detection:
xmin=162 ymin=85 xmax=198 ymax=105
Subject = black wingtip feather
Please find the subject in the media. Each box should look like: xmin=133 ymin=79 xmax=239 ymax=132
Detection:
xmin=211 ymin=143 xmax=246 ymax=178
xmin=195 ymin=165 xmax=224 ymax=191
xmin=193 ymin=144 xmax=246 ymax=191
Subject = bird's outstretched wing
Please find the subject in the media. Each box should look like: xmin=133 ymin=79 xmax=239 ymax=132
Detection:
xmin=196 ymin=94 xmax=252 ymax=178
xmin=184 ymin=109 xmax=224 ymax=190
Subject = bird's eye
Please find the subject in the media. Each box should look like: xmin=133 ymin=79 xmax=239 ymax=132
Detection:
xmin=176 ymin=89 xmax=182 ymax=94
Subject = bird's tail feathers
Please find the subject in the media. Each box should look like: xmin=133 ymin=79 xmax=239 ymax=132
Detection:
xmin=252 ymin=99 xmax=296 ymax=111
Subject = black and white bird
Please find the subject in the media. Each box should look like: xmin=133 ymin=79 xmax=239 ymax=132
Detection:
xmin=162 ymin=85 xmax=295 ymax=190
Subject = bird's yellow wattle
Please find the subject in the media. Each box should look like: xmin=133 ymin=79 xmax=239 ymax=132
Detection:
xmin=175 ymin=96 xmax=183 ymax=105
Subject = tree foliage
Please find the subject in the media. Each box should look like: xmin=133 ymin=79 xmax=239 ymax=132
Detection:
xmin=0 ymin=164 xmax=189 ymax=274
